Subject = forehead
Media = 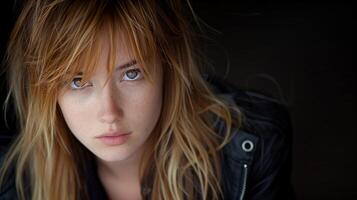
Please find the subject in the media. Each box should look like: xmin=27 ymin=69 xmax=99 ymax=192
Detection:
xmin=74 ymin=28 xmax=159 ymax=83
xmin=96 ymin=31 xmax=134 ymax=69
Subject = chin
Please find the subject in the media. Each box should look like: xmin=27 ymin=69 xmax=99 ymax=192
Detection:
xmin=95 ymin=149 xmax=133 ymax=163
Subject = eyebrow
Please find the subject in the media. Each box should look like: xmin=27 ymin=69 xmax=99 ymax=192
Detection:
xmin=116 ymin=59 xmax=137 ymax=71
xmin=74 ymin=60 xmax=138 ymax=77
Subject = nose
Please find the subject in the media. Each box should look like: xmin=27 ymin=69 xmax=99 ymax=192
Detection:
xmin=97 ymin=81 xmax=122 ymax=124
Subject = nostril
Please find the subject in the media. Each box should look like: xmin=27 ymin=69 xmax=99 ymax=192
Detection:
xmin=99 ymin=114 xmax=120 ymax=124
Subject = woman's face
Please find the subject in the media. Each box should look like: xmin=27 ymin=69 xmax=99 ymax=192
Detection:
xmin=57 ymin=39 xmax=163 ymax=163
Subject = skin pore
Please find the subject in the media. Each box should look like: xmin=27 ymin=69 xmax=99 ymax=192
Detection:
xmin=57 ymin=35 xmax=163 ymax=199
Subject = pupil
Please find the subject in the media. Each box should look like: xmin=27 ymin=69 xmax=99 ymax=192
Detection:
xmin=73 ymin=78 xmax=83 ymax=87
xmin=127 ymin=70 xmax=138 ymax=79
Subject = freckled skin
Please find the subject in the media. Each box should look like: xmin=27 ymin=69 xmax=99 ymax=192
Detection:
xmin=57 ymin=40 xmax=163 ymax=164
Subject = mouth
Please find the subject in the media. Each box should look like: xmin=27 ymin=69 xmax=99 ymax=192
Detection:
xmin=96 ymin=132 xmax=131 ymax=146
xmin=96 ymin=132 xmax=131 ymax=137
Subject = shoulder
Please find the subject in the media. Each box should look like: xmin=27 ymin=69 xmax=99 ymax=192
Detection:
xmin=221 ymin=92 xmax=294 ymax=199
xmin=231 ymin=89 xmax=292 ymax=161
xmin=216 ymin=86 xmax=292 ymax=169
xmin=205 ymin=74 xmax=292 ymax=161
xmin=206 ymin=74 xmax=294 ymax=199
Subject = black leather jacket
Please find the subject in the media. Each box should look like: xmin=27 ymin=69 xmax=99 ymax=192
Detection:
xmin=208 ymin=76 xmax=295 ymax=200
xmin=0 ymin=76 xmax=295 ymax=200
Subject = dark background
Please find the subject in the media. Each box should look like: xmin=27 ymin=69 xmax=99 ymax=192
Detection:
xmin=0 ymin=1 xmax=355 ymax=199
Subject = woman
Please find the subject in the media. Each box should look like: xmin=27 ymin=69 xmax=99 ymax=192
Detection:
xmin=0 ymin=0 xmax=294 ymax=199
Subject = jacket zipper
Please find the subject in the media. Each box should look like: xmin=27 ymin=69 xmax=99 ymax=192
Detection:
xmin=239 ymin=164 xmax=248 ymax=200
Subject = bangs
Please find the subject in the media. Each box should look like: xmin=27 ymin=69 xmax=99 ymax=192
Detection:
xmin=32 ymin=0 xmax=161 ymax=91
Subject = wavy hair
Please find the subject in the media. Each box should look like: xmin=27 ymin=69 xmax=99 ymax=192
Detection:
xmin=0 ymin=0 xmax=242 ymax=199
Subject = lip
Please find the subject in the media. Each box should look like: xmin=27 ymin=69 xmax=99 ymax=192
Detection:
xmin=96 ymin=131 xmax=131 ymax=138
xmin=96 ymin=132 xmax=131 ymax=146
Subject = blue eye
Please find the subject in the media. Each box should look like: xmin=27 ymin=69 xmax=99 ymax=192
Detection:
xmin=70 ymin=77 xmax=91 ymax=90
xmin=122 ymin=68 xmax=142 ymax=81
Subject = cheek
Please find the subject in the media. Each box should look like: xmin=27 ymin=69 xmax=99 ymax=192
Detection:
xmin=57 ymin=96 xmax=93 ymax=137
xmin=124 ymin=84 xmax=163 ymax=132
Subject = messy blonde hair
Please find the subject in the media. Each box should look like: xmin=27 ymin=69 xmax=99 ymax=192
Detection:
xmin=0 ymin=0 xmax=242 ymax=199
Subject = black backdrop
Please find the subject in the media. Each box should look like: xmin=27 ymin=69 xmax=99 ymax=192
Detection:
xmin=0 ymin=1 xmax=354 ymax=199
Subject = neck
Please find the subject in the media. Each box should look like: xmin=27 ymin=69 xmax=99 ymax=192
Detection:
xmin=95 ymin=149 xmax=144 ymax=200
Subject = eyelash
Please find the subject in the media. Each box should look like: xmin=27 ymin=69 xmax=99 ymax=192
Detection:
xmin=69 ymin=68 xmax=142 ymax=90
